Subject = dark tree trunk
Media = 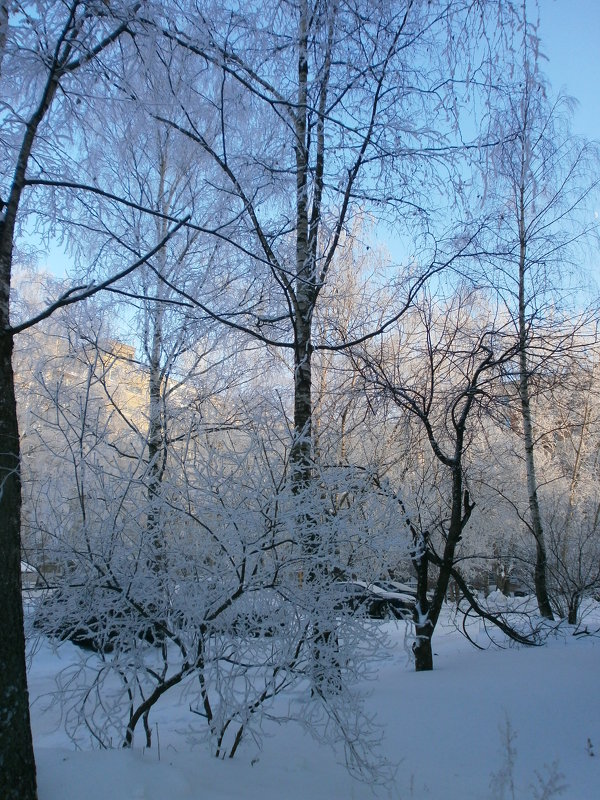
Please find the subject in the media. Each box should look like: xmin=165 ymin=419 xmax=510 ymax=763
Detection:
xmin=1 ymin=99 xmax=39 ymax=789
xmin=567 ymin=597 xmax=579 ymax=626
xmin=406 ymin=423 xmax=476 ymax=672
xmin=413 ymin=626 xmax=434 ymax=672
xmin=416 ymin=469 xmax=474 ymax=672
xmin=532 ymin=535 xmax=554 ymax=619
xmin=0 ymin=31 xmax=61 ymax=798
xmin=0 ymin=11 xmax=133 ymax=795
xmin=411 ymin=524 xmax=433 ymax=672
xmin=0 ymin=329 xmax=38 ymax=800
xmin=291 ymin=310 xmax=313 ymax=482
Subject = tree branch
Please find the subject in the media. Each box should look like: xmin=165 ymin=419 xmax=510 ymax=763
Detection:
xmin=9 ymin=216 xmax=189 ymax=335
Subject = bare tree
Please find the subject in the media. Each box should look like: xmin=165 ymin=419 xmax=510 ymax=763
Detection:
xmin=528 ymin=350 xmax=600 ymax=623
xmin=134 ymin=3 xmax=524 ymax=692
xmin=144 ymin=0 xmax=522 ymax=479
xmin=23 ymin=319 xmax=400 ymax=779
xmin=353 ymin=289 xmax=536 ymax=670
xmin=0 ymin=5 xmax=190 ymax=797
xmin=476 ymin=12 xmax=600 ymax=619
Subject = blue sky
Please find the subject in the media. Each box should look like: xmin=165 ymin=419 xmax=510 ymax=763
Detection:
xmin=538 ymin=0 xmax=600 ymax=140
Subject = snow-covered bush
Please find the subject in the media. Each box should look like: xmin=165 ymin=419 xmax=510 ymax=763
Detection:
xmin=30 ymin=399 xmax=407 ymax=775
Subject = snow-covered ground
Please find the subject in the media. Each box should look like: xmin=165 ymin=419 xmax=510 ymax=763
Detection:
xmin=29 ymin=606 xmax=600 ymax=800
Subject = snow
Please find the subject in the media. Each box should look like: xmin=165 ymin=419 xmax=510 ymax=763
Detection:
xmin=28 ymin=610 xmax=600 ymax=800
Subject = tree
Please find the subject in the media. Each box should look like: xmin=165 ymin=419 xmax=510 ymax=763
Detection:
xmin=140 ymin=1 xmax=524 ymax=687
xmin=353 ymin=288 xmax=535 ymax=670
xmin=148 ymin=0 xmax=522 ymax=456
xmin=477 ymin=13 xmax=600 ymax=619
xmin=517 ymin=347 xmax=600 ymax=623
xmin=0 ymin=5 xmax=186 ymax=796
xmin=1 ymin=1 xmax=556 ymax=788
xmin=21 ymin=308 xmax=401 ymax=778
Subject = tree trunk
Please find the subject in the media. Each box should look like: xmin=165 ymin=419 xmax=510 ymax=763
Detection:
xmin=0 ymin=11 xmax=132 ymax=794
xmin=521 ymin=377 xmax=554 ymax=618
xmin=291 ymin=309 xmax=313 ymax=472
xmin=411 ymin=523 xmax=433 ymax=672
xmin=410 ymin=457 xmax=475 ymax=671
xmin=413 ymin=625 xmax=434 ymax=672
xmin=290 ymin=0 xmax=313 ymax=485
xmin=567 ymin=597 xmax=579 ymax=626
xmin=0 ymin=329 xmax=38 ymax=800
xmin=518 ymin=185 xmax=554 ymax=620
xmin=147 ymin=308 xmax=166 ymax=573
xmin=424 ymin=468 xmax=474 ymax=644
xmin=412 ymin=541 xmax=433 ymax=672
xmin=1 ymin=97 xmax=38 ymax=790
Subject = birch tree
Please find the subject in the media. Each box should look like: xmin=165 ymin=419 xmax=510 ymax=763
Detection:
xmin=479 ymin=13 xmax=600 ymax=619
xmin=144 ymin=0 xmax=520 ymax=595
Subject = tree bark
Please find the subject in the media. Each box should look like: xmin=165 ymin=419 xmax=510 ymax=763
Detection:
xmin=567 ymin=603 xmax=578 ymax=626
xmin=290 ymin=0 xmax=314 ymax=484
xmin=413 ymin=469 xmax=474 ymax=671
xmin=0 ymin=9 xmax=135 ymax=793
xmin=0 ymin=328 xmax=38 ymax=800
xmin=0 ymin=44 xmax=63 ymax=799
xmin=411 ymin=522 xmax=433 ymax=672
xmin=147 ymin=303 xmax=166 ymax=572
xmin=413 ymin=625 xmax=434 ymax=672
xmin=0 ymin=80 xmax=38 ymax=791
xmin=518 ymin=182 xmax=554 ymax=620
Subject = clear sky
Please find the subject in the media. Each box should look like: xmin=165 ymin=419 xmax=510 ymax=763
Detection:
xmin=537 ymin=0 xmax=600 ymax=140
